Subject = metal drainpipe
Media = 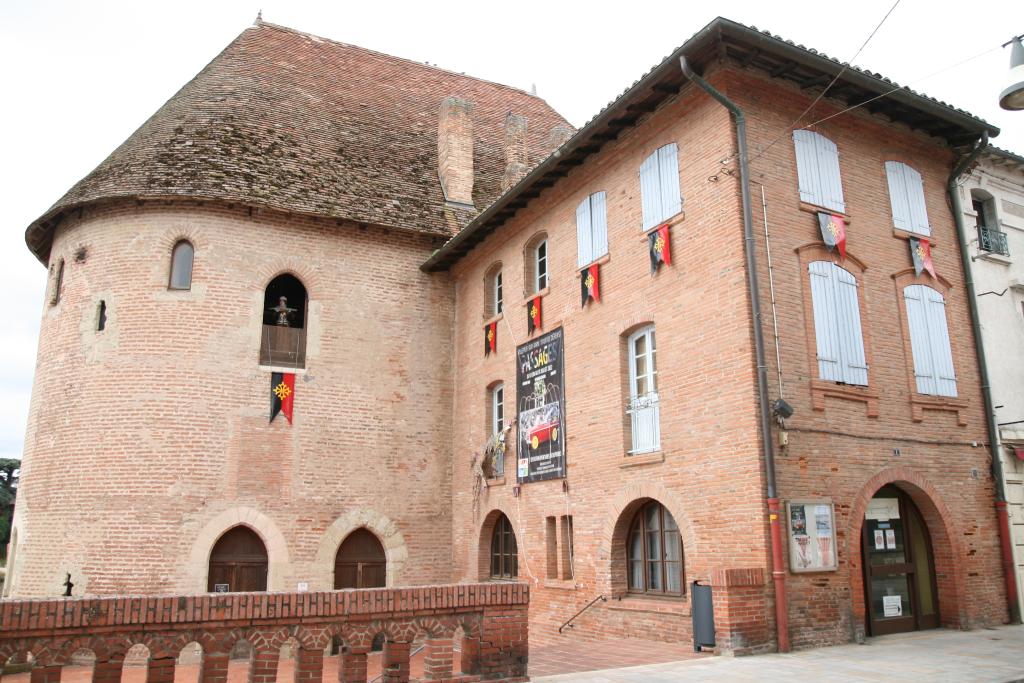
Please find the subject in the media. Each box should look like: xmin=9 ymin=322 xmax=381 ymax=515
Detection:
xmin=679 ymin=56 xmax=790 ymax=652
xmin=947 ymin=132 xmax=1022 ymax=624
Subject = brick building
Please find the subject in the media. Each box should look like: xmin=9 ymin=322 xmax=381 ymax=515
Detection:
xmin=8 ymin=16 xmax=1018 ymax=656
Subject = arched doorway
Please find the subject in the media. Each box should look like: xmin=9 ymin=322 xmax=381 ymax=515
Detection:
xmin=207 ymin=526 xmax=268 ymax=592
xmin=334 ymin=528 xmax=386 ymax=589
xmin=489 ymin=513 xmax=518 ymax=579
xmin=861 ymin=486 xmax=939 ymax=635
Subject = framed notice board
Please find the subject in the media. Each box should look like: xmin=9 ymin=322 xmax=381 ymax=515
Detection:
xmin=786 ymin=499 xmax=838 ymax=573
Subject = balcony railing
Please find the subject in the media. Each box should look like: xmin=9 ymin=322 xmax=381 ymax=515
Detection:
xmin=0 ymin=583 xmax=529 ymax=682
xmin=627 ymin=392 xmax=661 ymax=454
xmin=259 ymin=324 xmax=307 ymax=368
xmin=979 ymin=225 xmax=1010 ymax=256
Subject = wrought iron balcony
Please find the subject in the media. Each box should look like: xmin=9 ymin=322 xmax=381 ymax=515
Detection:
xmin=979 ymin=225 xmax=1010 ymax=256
xmin=627 ymin=392 xmax=661 ymax=454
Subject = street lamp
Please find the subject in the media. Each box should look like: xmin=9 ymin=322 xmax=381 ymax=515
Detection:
xmin=1000 ymin=35 xmax=1024 ymax=111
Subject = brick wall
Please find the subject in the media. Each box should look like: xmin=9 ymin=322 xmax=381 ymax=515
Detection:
xmin=726 ymin=63 xmax=1008 ymax=646
xmin=447 ymin=79 xmax=772 ymax=649
xmin=10 ymin=201 xmax=455 ymax=598
xmin=0 ymin=583 xmax=530 ymax=683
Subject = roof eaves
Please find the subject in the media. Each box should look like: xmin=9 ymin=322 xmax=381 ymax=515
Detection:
xmin=423 ymin=16 xmax=1000 ymax=273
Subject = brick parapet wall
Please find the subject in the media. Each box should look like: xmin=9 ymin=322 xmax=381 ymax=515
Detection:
xmin=0 ymin=583 xmax=529 ymax=682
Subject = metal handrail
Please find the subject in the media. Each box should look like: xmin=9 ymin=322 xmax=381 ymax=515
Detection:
xmin=979 ymin=225 xmax=1010 ymax=256
xmin=558 ymin=594 xmax=607 ymax=634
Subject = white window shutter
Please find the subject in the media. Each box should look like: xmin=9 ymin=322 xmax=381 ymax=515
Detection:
xmin=794 ymin=130 xmax=845 ymax=213
xmin=794 ymin=130 xmax=823 ymax=206
xmin=658 ymin=143 xmax=682 ymax=221
xmin=885 ymin=161 xmax=913 ymax=232
xmin=833 ymin=266 xmax=868 ymax=385
xmin=590 ymin=191 xmax=609 ymax=260
xmin=904 ymin=285 xmax=936 ymax=395
xmin=886 ymin=161 xmax=930 ymax=236
xmin=809 ymin=262 xmax=842 ymax=382
xmin=904 ymin=165 xmax=930 ymax=236
xmin=576 ymin=196 xmax=592 ymax=267
xmin=640 ymin=150 xmax=662 ymax=231
xmin=814 ymin=133 xmax=845 ymax=213
xmin=925 ymin=287 xmax=957 ymax=397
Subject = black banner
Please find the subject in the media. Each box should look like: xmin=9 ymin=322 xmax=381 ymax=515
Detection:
xmin=516 ymin=327 xmax=565 ymax=483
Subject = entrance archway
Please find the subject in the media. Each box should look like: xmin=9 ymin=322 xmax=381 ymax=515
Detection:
xmin=207 ymin=526 xmax=268 ymax=592
xmin=334 ymin=528 xmax=386 ymax=589
xmin=861 ymin=486 xmax=939 ymax=635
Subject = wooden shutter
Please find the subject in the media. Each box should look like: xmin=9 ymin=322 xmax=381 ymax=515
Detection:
xmin=576 ymin=196 xmax=592 ymax=266
xmin=793 ymin=130 xmax=846 ymax=213
xmin=833 ymin=266 xmax=868 ymax=385
xmin=886 ymin=161 xmax=930 ymax=236
xmin=590 ymin=191 xmax=608 ymax=260
xmin=658 ymin=143 xmax=682 ymax=220
xmin=640 ymin=150 xmax=662 ymax=231
xmin=809 ymin=261 xmax=842 ymax=382
xmin=809 ymin=261 xmax=868 ymax=385
xmin=904 ymin=285 xmax=957 ymax=397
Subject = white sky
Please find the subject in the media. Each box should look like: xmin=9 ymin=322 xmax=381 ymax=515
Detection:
xmin=0 ymin=0 xmax=1021 ymax=462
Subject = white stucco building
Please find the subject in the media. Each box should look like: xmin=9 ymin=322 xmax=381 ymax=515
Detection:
xmin=960 ymin=146 xmax=1024 ymax=618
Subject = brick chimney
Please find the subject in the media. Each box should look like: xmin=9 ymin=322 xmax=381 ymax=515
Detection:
xmin=546 ymin=124 xmax=574 ymax=153
xmin=501 ymin=113 xmax=529 ymax=192
xmin=438 ymin=97 xmax=475 ymax=206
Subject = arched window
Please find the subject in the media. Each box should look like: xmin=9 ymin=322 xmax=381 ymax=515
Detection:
xmin=334 ymin=528 xmax=387 ymax=589
xmin=490 ymin=513 xmax=518 ymax=579
xmin=168 ymin=240 xmax=194 ymax=290
xmin=207 ymin=526 xmax=268 ymax=593
xmin=259 ymin=273 xmax=308 ymax=368
xmin=487 ymin=382 xmax=505 ymax=476
xmin=971 ymin=189 xmax=1008 ymax=255
xmin=627 ymin=501 xmax=682 ymax=595
xmin=627 ymin=325 xmax=659 ymax=454
xmin=524 ymin=233 xmax=548 ymax=295
xmin=484 ymin=263 xmax=503 ymax=318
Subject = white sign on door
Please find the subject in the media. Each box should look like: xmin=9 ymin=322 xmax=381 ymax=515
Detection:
xmin=882 ymin=595 xmax=903 ymax=617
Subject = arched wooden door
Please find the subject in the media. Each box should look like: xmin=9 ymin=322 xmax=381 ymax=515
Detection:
xmin=207 ymin=526 xmax=268 ymax=592
xmin=861 ymin=486 xmax=939 ymax=635
xmin=334 ymin=529 xmax=386 ymax=589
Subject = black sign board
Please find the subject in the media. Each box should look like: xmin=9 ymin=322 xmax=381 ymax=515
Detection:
xmin=213 ymin=583 xmax=229 ymax=593
xmin=516 ymin=327 xmax=565 ymax=483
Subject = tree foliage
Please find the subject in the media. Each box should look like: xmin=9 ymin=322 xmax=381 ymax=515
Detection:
xmin=0 ymin=458 xmax=20 ymax=552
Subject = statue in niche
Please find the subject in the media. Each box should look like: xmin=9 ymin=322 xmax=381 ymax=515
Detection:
xmin=268 ymin=296 xmax=296 ymax=327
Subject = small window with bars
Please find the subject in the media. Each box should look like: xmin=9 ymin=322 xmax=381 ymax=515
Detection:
xmin=972 ymin=193 xmax=1008 ymax=256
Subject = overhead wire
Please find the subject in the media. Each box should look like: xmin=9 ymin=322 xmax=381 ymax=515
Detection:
xmin=745 ymin=0 xmax=904 ymax=165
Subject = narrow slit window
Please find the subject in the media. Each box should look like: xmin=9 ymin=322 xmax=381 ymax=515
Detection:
xmin=169 ymin=240 xmax=194 ymax=290
xmin=50 ymin=258 xmax=65 ymax=305
xmin=97 ymin=301 xmax=107 ymax=331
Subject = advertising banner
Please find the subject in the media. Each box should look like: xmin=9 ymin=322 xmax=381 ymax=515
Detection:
xmin=516 ymin=327 xmax=565 ymax=483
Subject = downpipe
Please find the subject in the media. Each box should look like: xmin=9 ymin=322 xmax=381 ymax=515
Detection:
xmin=947 ymin=133 xmax=1022 ymax=624
xmin=680 ymin=56 xmax=790 ymax=652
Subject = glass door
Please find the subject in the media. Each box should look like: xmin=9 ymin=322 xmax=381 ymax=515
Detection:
xmin=862 ymin=487 xmax=937 ymax=635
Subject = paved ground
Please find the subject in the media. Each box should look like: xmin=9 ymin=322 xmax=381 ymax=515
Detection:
xmin=532 ymin=625 xmax=1024 ymax=682
xmin=529 ymin=638 xmax=704 ymax=678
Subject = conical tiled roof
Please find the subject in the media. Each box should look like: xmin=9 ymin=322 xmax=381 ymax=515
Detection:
xmin=25 ymin=21 xmax=571 ymax=261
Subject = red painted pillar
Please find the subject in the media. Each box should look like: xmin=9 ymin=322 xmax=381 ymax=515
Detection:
xmin=768 ymin=497 xmax=790 ymax=652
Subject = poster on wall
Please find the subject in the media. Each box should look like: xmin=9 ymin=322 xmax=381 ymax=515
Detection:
xmin=516 ymin=327 xmax=566 ymax=484
xmin=786 ymin=500 xmax=838 ymax=572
